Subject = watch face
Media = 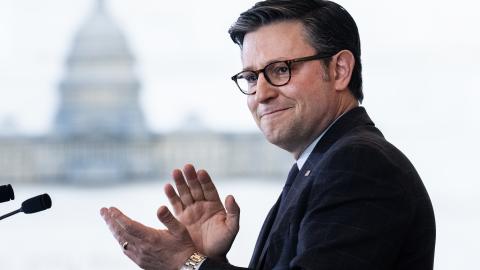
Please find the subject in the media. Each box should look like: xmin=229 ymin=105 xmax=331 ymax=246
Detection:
xmin=186 ymin=252 xmax=206 ymax=267
xmin=191 ymin=254 xmax=203 ymax=262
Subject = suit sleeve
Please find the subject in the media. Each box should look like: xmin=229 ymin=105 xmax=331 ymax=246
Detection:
xmin=199 ymin=258 xmax=250 ymax=270
xmin=291 ymin=145 xmax=414 ymax=270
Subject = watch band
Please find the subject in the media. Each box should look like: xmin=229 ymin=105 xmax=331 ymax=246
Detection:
xmin=180 ymin=252 xmax=207 ymax=270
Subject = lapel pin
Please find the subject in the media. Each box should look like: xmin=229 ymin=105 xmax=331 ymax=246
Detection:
xmin=305 ymin=170 xmax=311 ymax=176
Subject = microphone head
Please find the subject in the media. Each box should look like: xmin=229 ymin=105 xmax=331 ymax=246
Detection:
xmin=21 ymin=193 xmax=52 ymax=214
xmin=0 ymin=184 xmax=14 ymax=203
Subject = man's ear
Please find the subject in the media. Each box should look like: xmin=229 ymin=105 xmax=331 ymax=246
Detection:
xmin=332 ymin=50 xmax=355 ymax=91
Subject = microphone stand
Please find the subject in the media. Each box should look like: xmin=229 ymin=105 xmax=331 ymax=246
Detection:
xmin=0 ymin=208 xmax=22 ymax=220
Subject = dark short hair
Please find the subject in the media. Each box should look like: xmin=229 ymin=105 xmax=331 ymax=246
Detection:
xmin=229 ymin=0 xmax=363 ymax=102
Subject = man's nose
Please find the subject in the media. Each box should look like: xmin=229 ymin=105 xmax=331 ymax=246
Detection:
xmin=255 ymin=73 xmax=278 ymax=102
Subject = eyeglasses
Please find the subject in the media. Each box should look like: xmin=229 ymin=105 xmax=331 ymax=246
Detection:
xmin=231 ymin=53 xmax=334 ymax=95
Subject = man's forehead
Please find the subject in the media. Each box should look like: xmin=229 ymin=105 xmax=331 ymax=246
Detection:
xmin=240 ymin=21 xmax=314 ymax=69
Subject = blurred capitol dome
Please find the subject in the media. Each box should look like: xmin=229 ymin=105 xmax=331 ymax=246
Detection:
xmin=55 ymin=0 xmax=147 ymax=139
xmin=0 ymin=0 xmax=290 ymax=185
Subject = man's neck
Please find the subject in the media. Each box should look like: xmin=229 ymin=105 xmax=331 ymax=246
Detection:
xmin=293 ymin=100 xmax=359 ymax=160
xmin=295 ymin=107 xmax=353 ymax=167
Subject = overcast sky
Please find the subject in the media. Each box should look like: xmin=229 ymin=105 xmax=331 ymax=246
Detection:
xmin=0 ymin=0 xmax=478 ymax=135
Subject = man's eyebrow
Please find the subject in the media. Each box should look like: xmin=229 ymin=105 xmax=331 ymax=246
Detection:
xmin=242 ymin=57 xmax=289 ymax=71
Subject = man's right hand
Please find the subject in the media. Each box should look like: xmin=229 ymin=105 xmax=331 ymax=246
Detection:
xmin=164 ymin=164 xmax=240 ymax=261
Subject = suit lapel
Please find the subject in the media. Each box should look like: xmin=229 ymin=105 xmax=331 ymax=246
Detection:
xmin=249 ymin=194 xmax=282 ymax=268
xmin=256 ymin=168 xmax=302 ymax=269
xmin=250 ymin=107 xmax=375 ymax=269
xmin=310 ymin=107 xmax=375 ymax=157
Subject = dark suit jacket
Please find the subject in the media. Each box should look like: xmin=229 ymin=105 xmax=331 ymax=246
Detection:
xmin=202 ymin=107 xmax=436 ymax=270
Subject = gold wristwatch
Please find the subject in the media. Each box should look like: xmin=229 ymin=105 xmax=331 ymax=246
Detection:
xmin=180 ymin=252 xmax=207 ymax=270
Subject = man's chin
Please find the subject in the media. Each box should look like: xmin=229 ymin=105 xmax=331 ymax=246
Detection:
xmin=262 ymin=130 xmax=290 ymax=149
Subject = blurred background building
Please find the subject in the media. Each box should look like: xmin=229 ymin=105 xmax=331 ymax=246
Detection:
xmin=0 ymin=0 xmax=290 ymax=184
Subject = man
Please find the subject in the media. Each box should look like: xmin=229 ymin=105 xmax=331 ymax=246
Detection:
xmin=100 ymin=1 xmax=436 ymax=269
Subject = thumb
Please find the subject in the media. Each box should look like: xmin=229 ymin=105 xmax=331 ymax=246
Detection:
xmin=225 ymin=195 xmax=240 ymax=233
xmin=157 ymin=205 xmax=186 ymax=235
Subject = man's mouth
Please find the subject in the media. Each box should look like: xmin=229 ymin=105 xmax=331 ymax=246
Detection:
xmin=259 ymin=107 xmax=292 ymax=119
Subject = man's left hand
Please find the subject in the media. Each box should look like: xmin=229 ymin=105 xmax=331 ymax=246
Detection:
xmin=100 ymin=206 xmax=196 ymax=270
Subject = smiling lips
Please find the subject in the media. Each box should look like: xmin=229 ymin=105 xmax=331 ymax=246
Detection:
xmin=259 ymin=107 xmax=293 ymax=119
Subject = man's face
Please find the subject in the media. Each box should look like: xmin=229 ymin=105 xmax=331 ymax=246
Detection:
xmin=242 ymin=21 xmax=340 ymax=157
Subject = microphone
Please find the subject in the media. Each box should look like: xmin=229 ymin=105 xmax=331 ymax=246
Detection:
xmin=0 ymin=193 xmax=52 ymax=220
xmin=0 ymin=184 xmax=14 ymax=203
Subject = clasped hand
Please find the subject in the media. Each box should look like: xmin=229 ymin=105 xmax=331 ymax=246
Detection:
xmin=100 ymin=164 xmax=240 ymax=270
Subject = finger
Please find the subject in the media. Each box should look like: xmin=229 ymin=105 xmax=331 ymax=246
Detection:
xmin=100 ymin=207 xmax=139 ymax=249
xmin=225 ymin=195 xmax=240 ymax=234
xmin=118 ymin=239 xmax=143 ymax=267
xmin=172 ymin=169 xmax=194 ymax=206
xmin=156 ymin=205 xmax=188 ymax=237
xmin=122 ymin=243 xmax=139 ymax=262
xmin=100 ymin=208 xmax=153 ymax=262
xmin=100 ymin=207 xmax=108 ymax=217
xmin=121 ymin=238 xmax=139 ymax=256
xmin=108 ymin=207 xmax=151 ymax=240
xmin=197 ymin=169 xmax=221 ymax=202
xmin=164 ymin=183 xmax=184 ymax=215
xmin=183 ymin=164 xmax=205 ymax=201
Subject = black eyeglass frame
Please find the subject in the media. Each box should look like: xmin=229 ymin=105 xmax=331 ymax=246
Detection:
xmin=231 ymin=53 xmax=335 ymax=95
